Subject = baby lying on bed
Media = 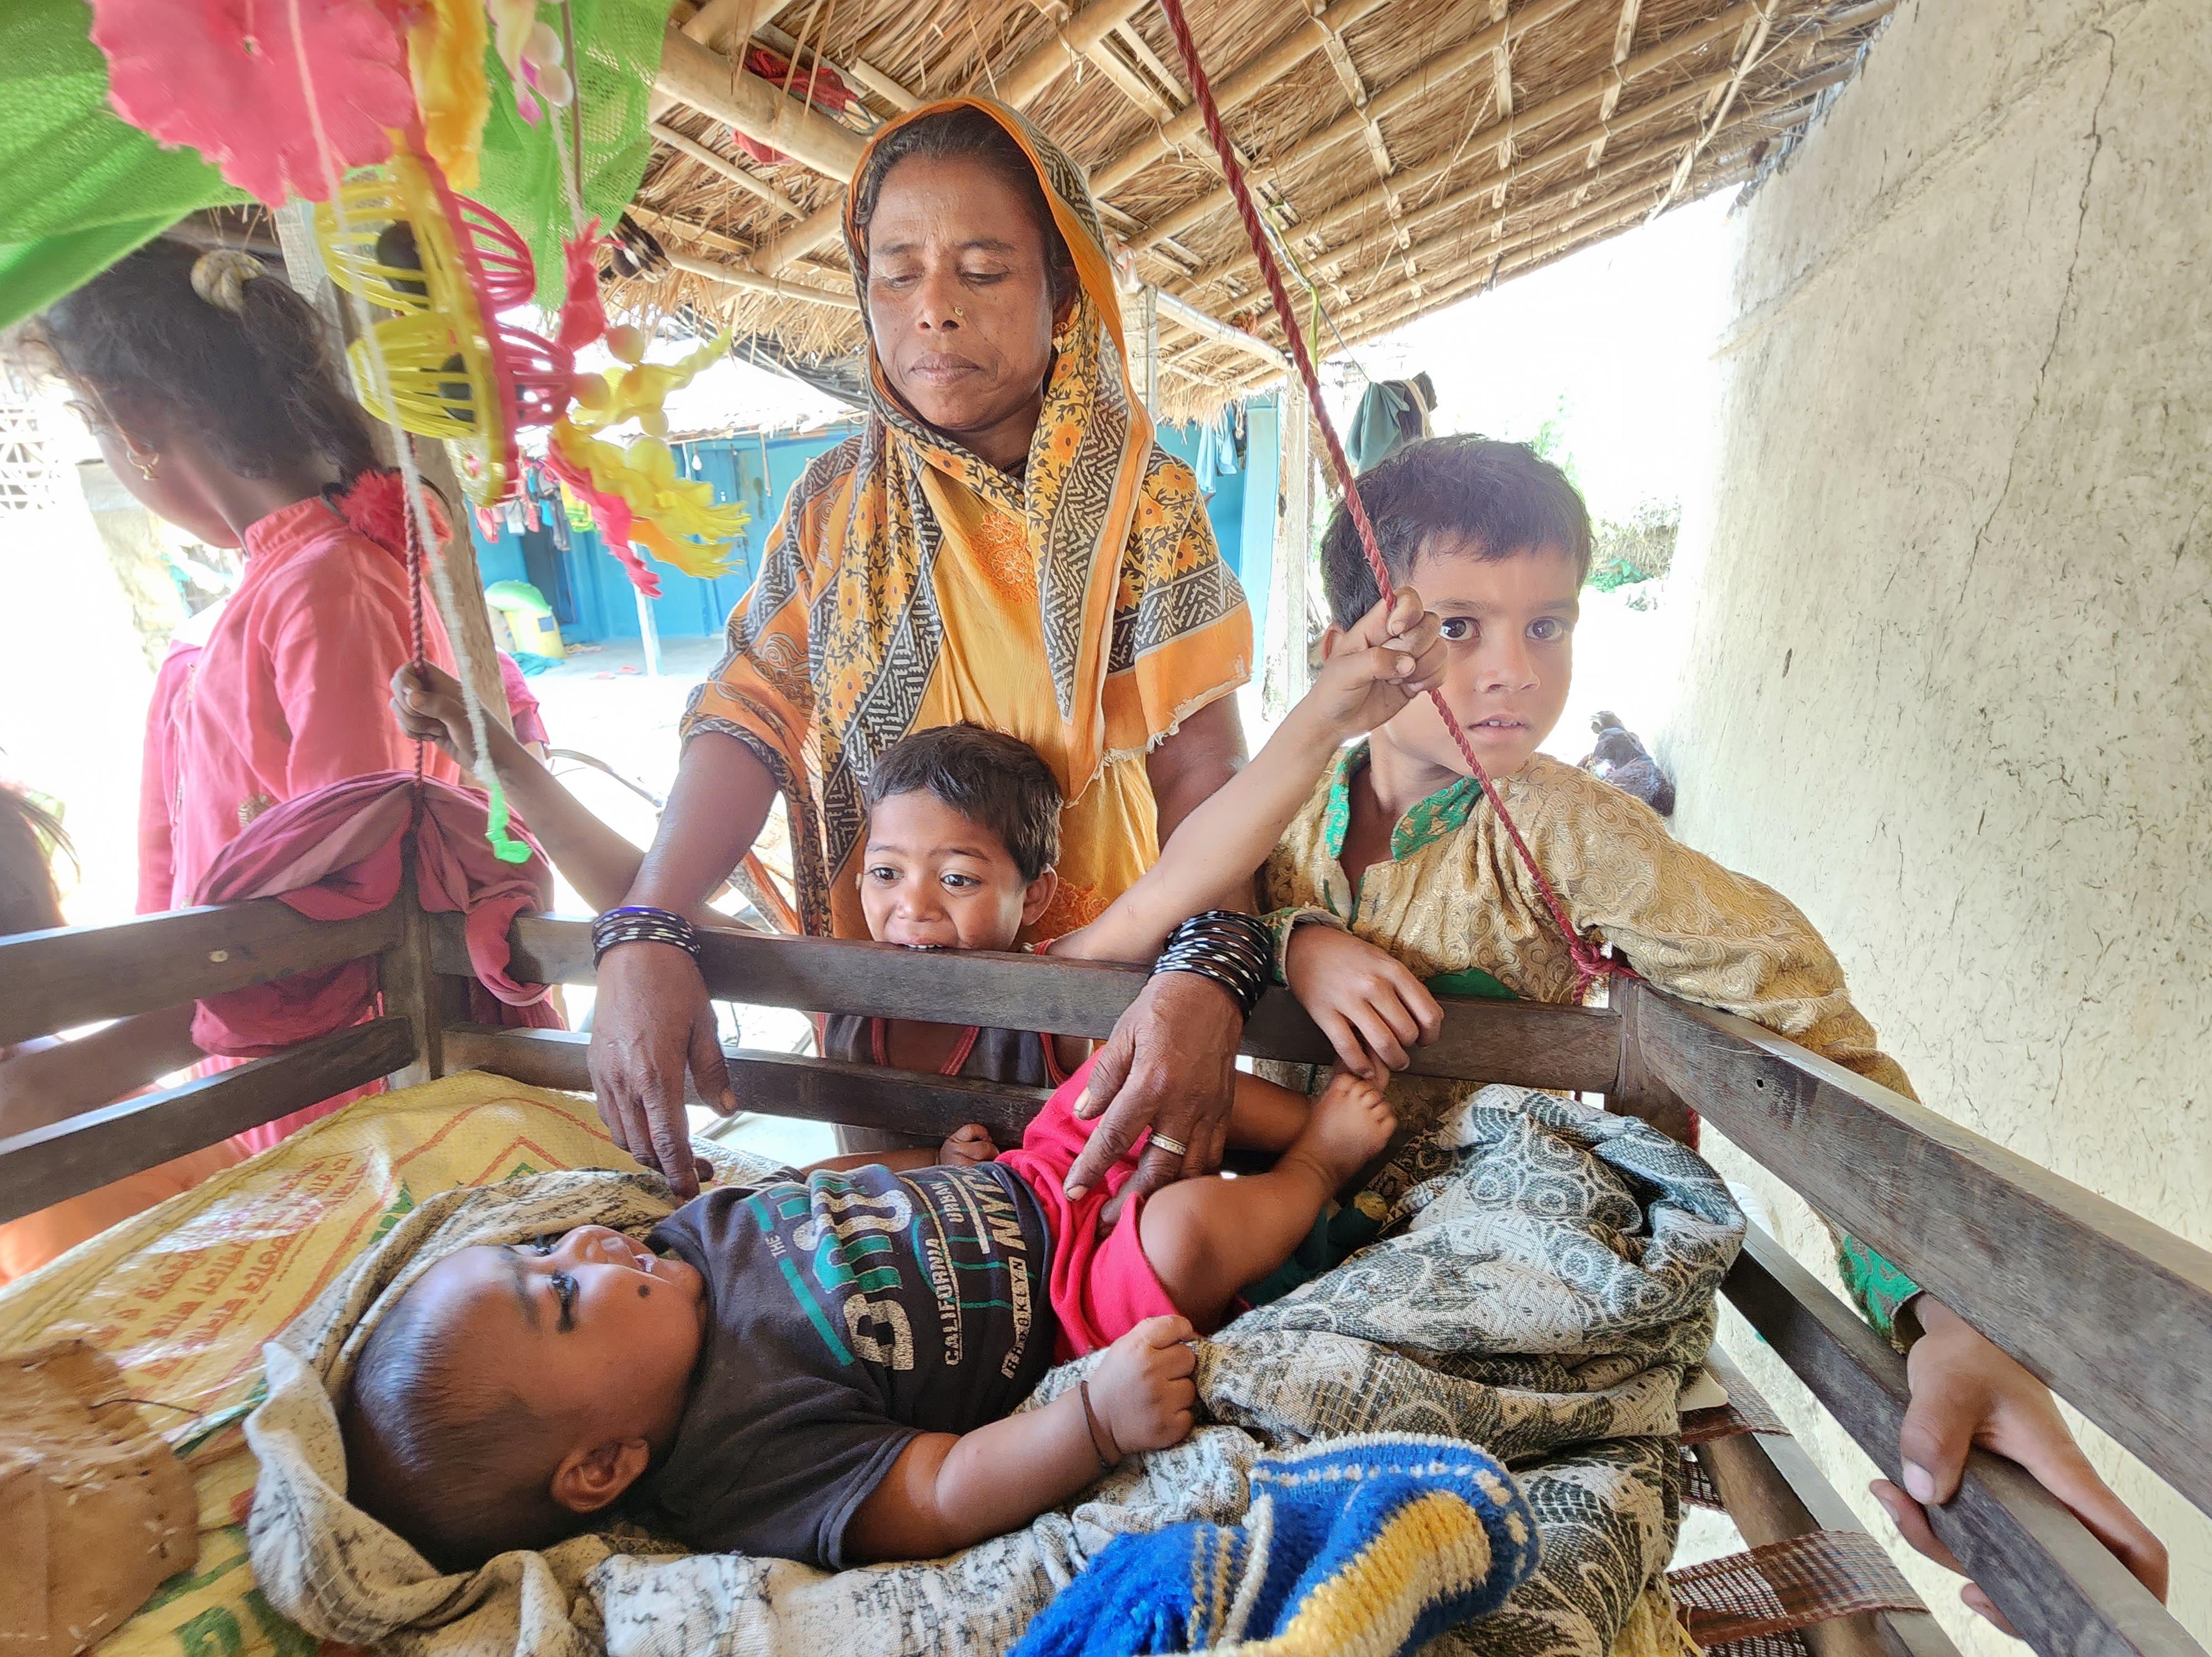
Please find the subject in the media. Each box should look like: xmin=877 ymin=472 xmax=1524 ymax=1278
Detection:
xmin=343 ymin=594 xmax=1450 ymax=1573
xmin=343 ymin=1069 xmax=1391 ymax=1573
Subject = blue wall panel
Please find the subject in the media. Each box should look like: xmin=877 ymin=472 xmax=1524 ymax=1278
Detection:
xmin=472 ymin=403 xmax=1280 ymax=648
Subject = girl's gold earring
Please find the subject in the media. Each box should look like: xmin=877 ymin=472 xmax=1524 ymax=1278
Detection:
xmin=128 ymin=448 xmax=160 ymax=481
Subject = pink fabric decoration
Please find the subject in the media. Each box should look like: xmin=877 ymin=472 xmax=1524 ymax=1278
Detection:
xmin=558 ymin=219 xmax=610 ymax=353
xmin=330 ymin=467 xmax=450 ymax=560
xmin=191 ymin=772 xmax=564 ymax=1060
xmin=90 ymin=0 xmax=414 ymax=207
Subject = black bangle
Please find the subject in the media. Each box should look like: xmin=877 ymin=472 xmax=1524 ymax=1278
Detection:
xmin=1154 ymin=910 xmax=1271 ymax=1017
xmin=592 ymin=905 xmax=702 ymax=965
xmin=1078 ymin=1378 xmax=1119 ymax=1471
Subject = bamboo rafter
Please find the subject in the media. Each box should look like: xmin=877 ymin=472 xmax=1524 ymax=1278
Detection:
xmin=627 ymin=0 xmax=1905 ymax=419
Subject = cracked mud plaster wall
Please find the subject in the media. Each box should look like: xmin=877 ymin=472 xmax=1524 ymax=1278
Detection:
xmin=1661 ymin=0 xmax=2210 ymax=1646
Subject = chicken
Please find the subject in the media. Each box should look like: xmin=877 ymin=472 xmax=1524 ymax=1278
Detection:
xmin=1578 ymin=710 xmax=1676 ymax=817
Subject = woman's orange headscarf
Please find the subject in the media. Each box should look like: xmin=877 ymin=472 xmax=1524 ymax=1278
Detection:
xmin=684 ymin=100 xmax=1251 ymax=938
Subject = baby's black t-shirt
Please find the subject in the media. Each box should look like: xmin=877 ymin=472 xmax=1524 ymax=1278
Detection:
xmin=633 ymin=1162 xmax=1057 ymax=1567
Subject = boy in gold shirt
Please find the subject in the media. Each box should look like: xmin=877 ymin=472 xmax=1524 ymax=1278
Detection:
xmin=1260 ymin=435 xmax=2162 ymax=1629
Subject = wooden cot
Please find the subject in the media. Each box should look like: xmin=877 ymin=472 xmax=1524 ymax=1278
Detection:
xmin=1 ymin=892 xmax=2206 ymax=1657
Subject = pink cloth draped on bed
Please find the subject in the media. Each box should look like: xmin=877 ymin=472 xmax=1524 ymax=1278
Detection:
xmin=191 ymin=773 xmax=564 ymax=1150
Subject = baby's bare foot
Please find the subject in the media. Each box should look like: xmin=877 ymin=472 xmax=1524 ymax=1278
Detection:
xmin=1286 ymin=1071 xmax=1397 ymax=1189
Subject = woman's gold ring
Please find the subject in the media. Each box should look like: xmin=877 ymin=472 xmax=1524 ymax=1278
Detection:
xmin=1149 ymin=1134 xmax=1190 ymax=1159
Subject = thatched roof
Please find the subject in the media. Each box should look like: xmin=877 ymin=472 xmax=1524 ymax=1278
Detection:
xmin=618 ymin=0 xmax=1895 ymax=418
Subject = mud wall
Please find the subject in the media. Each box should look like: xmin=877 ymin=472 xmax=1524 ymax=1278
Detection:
xmin=1662 ymin=0 xmax=2210 ymax=1644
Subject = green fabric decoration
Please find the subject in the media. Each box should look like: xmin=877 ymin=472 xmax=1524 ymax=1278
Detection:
xmin=484 ymin=776 xmax=534 ymax=865
xmin=0 ymin=0 xmax=243 ymax=331
xmin=474 ymin=0 xmax=664 ymax=309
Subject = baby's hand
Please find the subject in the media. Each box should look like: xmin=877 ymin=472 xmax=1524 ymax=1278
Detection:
xmin=940 ymin=1123 xmax=997 ymax=1165
xmin=391 ymin=662 xmax=477 ymax=769
xmin=1305 ymin=589 xmax=1446 ymax=741
xmin=1286 ymin=924 xmax=1443 ymax=1079
xmin=1089 ymin=1314 xmax=1198 ymax=1457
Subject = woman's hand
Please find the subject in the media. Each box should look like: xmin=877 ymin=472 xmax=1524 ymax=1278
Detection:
xmin=940 ymin=1123 xmax=998 ymax=1165
xmin=1285 ymin=924 xmax=1442 ymax=1079
xmin=585 ymin=940 xmax=732 ymax=1199
xmin=1306 ymin=589 xmax=1446 ymax=741
xmin=1869 ymin=1296 xmax=2167 ymax=1632
xmin=1064 ymin=972 xmax=1243 ymax=1208
xmin=1089 ymin=1314 xmax=1199 ymax=1457
xmin=390 ymin=662 xmax=477 ymax=770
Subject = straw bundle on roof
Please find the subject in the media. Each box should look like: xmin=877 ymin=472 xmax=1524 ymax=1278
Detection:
xmin=623 ymin=0 xmax=1898 ymax=419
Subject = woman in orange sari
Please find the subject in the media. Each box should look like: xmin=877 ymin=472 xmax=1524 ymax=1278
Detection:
xmin=588 ymin=101 xmax=1256 ymax=1194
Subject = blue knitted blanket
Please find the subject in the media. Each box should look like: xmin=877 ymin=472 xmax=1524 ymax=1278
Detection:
xmin=1010 ymin=1436 xmax=1540 ymax=1657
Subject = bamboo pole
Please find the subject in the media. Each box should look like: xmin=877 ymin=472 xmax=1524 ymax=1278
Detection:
xmin=1220 ymin=131 xmax=1767 ymax=388
xmin=1274 ymin=390 xmax=1312 ymax=702
xmin=1278 ymin=89 xmax=1715 ymax=305
xmin=654 ymin=28 xmax=869 ymax=181
xmin=1154 ymin=288 xmax=1290 ymax=371
xmin=997 ymin=0 xmax=1156 ymax=109
xmin=656 ymin=0 xmax=1149 ymax=276
xmin=1175 ymin=0 xmax=1762 ymax=295
xmin=649 ymin=0 xmax=792 ymax=121
xmin=411 ymin=445 xmax=513 ymax=730
xmin=1821 ymin=0 xmax=1905 ymax=33
xmin=1083 ymin=31 xmax=1180 ymax=122
xmin=1089 ymin=0 xmax=1400 ymax=198
xmin=839 ymin=54 xmax=921 ymax=111
xmin=1648 ymin=1 xmax=1772 ymax=221
xmin=627 ymin=203 xmax=854 ymax=297
xmin=664 ymin=249 xmax=862 ymax=309
xmin=1135 ymin=0 xmax=1585 ymax=253
xmin=647 ymin=121 xmax=806 ymax=218
xmin=1324 ymin=175 xmax=1667 ymax=329
xmin=1584 ymin=0 xmax=1645 ymax=165
xmin=755 ymin=203 xmax=849 ymax=275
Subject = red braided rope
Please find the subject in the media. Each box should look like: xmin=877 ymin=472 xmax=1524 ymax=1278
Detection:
xmin=404 ymin=487 xmax=429 ymax=791
xmin=1150 ymin=0 xmax=1610 ymax=992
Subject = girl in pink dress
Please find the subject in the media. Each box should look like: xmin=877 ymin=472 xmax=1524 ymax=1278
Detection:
xmin=38 ymin=238 xmax=466 ymax=1152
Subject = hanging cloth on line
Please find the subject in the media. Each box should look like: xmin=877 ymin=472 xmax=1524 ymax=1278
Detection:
xmin=1347 ymin=373 xmax=1436 ymax=472
xmin=1194 ymin=403 xmax=1245 ymax=495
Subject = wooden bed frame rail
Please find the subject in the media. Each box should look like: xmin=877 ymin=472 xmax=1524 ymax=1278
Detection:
xmin=1 ymin=896 xmax=2205 ymax=1657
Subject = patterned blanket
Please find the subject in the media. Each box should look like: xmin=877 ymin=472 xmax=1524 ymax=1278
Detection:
xmin=246 ymin=1086 xmax=1743 ymax=1657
